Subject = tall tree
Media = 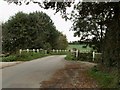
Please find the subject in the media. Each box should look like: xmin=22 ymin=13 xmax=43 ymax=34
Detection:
xmin=2 ymin=11 xmax=68 ymax=53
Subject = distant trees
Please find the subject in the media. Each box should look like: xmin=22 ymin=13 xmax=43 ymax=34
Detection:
xmin=56 ymin=33 xmax=68 ymax=50
xmin=2 ymin=11 xmax=68 ymax=54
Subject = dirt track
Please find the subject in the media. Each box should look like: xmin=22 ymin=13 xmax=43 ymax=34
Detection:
xmin=41 ymin=61 xmax=98 ymax=88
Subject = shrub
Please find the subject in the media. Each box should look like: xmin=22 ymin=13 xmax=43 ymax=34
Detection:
xmin=77 ymin=53 xmax=93 ymax=62
xmin=65 ymin=52 xmax=77 ymax=60
xmin=2 ymin=55 xmax=17 ymax=62
xmin=89 ymin=66 xmax=118 ymax=88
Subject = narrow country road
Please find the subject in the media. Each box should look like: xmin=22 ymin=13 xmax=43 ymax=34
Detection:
xmin=2 ymin=55 xmax=66 ymax=88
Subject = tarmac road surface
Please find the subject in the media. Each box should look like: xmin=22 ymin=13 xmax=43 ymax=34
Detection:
xmin=2 ymin=55 xmax=66 ymax=88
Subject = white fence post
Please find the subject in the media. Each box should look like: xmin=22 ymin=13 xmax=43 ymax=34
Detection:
xmin=27 ymin=49 xmax=29 ymax=53
xmin=93 ymin=51 xmax=95 ymax=61
xmin=76 ymin=50 xmax=78 ymax=58
xmin=19 ymin=49 xmax=22 ymax=54
xmin=56 ymin=50 xmax=58 ymax=53
xmin=37 ymin=49 xmax=39 ymax=53
xmin=53 ymin=49 xmax=55 ymax=52
xmin=33 ymin=49 xmax=35 ymax=52
xmin=45 ymin=50 xmax=47 ymax=54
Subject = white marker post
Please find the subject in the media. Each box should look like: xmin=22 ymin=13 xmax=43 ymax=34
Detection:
xmin=56 ymin=50 xmax=58 ymax=53
xmin=93 ymin=51 xmax=95 ymax=61
xmin=19 ymin=49 xmax=22 ymax=54
xmin=33 ymin=49 xmax=35 ymax=52
xmin=52 ymin=49 xmax=54 ymax=54
xmin=45 ymin=50 xmax=47 ymax=54
xmin=27 ymin=49 xmax=29 ymax=53
xmin=37 ymin=49 xmax=39 ymax=53
xmin=76 ymin=50 xmax=78 ymax=58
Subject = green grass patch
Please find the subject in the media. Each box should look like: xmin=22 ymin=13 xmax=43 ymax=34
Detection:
xmin=2 ymin=50 xmax=68 ymax=62
xmin=2 ymin=51 xmax=48 ymax=62
xmin=89 ymin=66 xmax=119 ymax=88
xmin=67 ymin=44 xmax=93 ymax=53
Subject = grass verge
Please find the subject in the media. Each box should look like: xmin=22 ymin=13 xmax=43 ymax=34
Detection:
xmin=2 ymin=52 xmax=49 ymax=62
xmin=88 ymin=66 xmax=119 ymax=88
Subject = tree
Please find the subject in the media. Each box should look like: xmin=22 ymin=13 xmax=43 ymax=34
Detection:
xmin=56 ymin=33 xmax=68 ymax=50
xmin=71 ymin=2 xmax=120 ymax=66
xmin=4 ymin=0 xmax=73 ymax=20
xmin=2 ymin=11 xmax=67 ymax=53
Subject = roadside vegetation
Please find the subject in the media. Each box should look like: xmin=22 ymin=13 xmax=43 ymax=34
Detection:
xmin=2 ymin=11 xmax=68 ymax=62
xmin=65 ymin=43 xmax=119 ymax=88
xmin=89 ymin=66 xmax=118 ymax=88
xmin=2 ymin=11 xmax=68 ymax=55
xmin=2 ymin=51 xmax=48 ymax=62
xmin=2 ymin=50 xmax=68 ymax=62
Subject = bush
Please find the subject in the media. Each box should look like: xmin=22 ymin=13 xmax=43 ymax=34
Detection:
xmin=65 ymin=52 xmax=77 ymax=60
xmin=2 ymin=55 xmax=17 ymax=62
xmin=77 ymin=53 xmax=93 ymax=62
xmin=89 ymin=66 xmax=119 ymax=88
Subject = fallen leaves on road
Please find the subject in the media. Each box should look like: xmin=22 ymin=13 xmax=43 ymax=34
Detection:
xmin=40 ymin=61 xmax=98 ymax=88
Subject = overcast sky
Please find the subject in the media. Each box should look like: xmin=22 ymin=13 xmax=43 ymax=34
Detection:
xmin=0 ymin=0 xmax=80 ymax=42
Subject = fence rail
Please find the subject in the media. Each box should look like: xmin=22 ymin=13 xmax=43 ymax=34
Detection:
xmin=19 ymin=49 xmax=68 ymax=54
xmin=19 ymin=49 xmax=102 ymax=61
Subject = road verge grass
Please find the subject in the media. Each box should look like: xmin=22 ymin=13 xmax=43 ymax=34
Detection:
xmin=88 ymin=66 xmax=119 ymax=88
xmin=2 ymin=52 xmax=49 ymax=62
xmin=2 ymin=51 xmax=68 ymax=62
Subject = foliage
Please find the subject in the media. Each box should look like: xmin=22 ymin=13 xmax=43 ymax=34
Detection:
xmin=2 ymin=51 xmax=48 ymax=62
xmin=89 ymin=66 xmax=119 ymax=88
xmin=4 ymin=0 xmax=120 ymax=67
xmin=71 ymin=2 xmax=120 ymax=68
xmin=2 ymin=11 xmax=68 ymax=54
xmin=65 ymin=51 xmax=76 ymax=61
xmin=3 ymin=0 xmax=120 ymax=86
xmin=4 ymin=0 xmax=73 ymax=20
xmin=77 ymin=53 xmax=93 ymax=62
xmin=56 ymin=33 xmax=68 ymax=50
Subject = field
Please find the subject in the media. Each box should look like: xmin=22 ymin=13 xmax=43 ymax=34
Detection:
xmin=67 ymin=44 xmax=93 ymax=53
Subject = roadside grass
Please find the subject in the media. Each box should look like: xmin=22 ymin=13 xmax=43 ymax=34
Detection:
xmin=2 ymin=51 xmax=49 ymax=62
xmin=2 ymin=50 xmax=68 ymax=62
xmin=88 ymin=66 xmax=119 ymax=88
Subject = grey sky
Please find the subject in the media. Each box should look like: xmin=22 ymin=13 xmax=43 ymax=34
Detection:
xmin=0 ymin=0 xmax=80 ymax=42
